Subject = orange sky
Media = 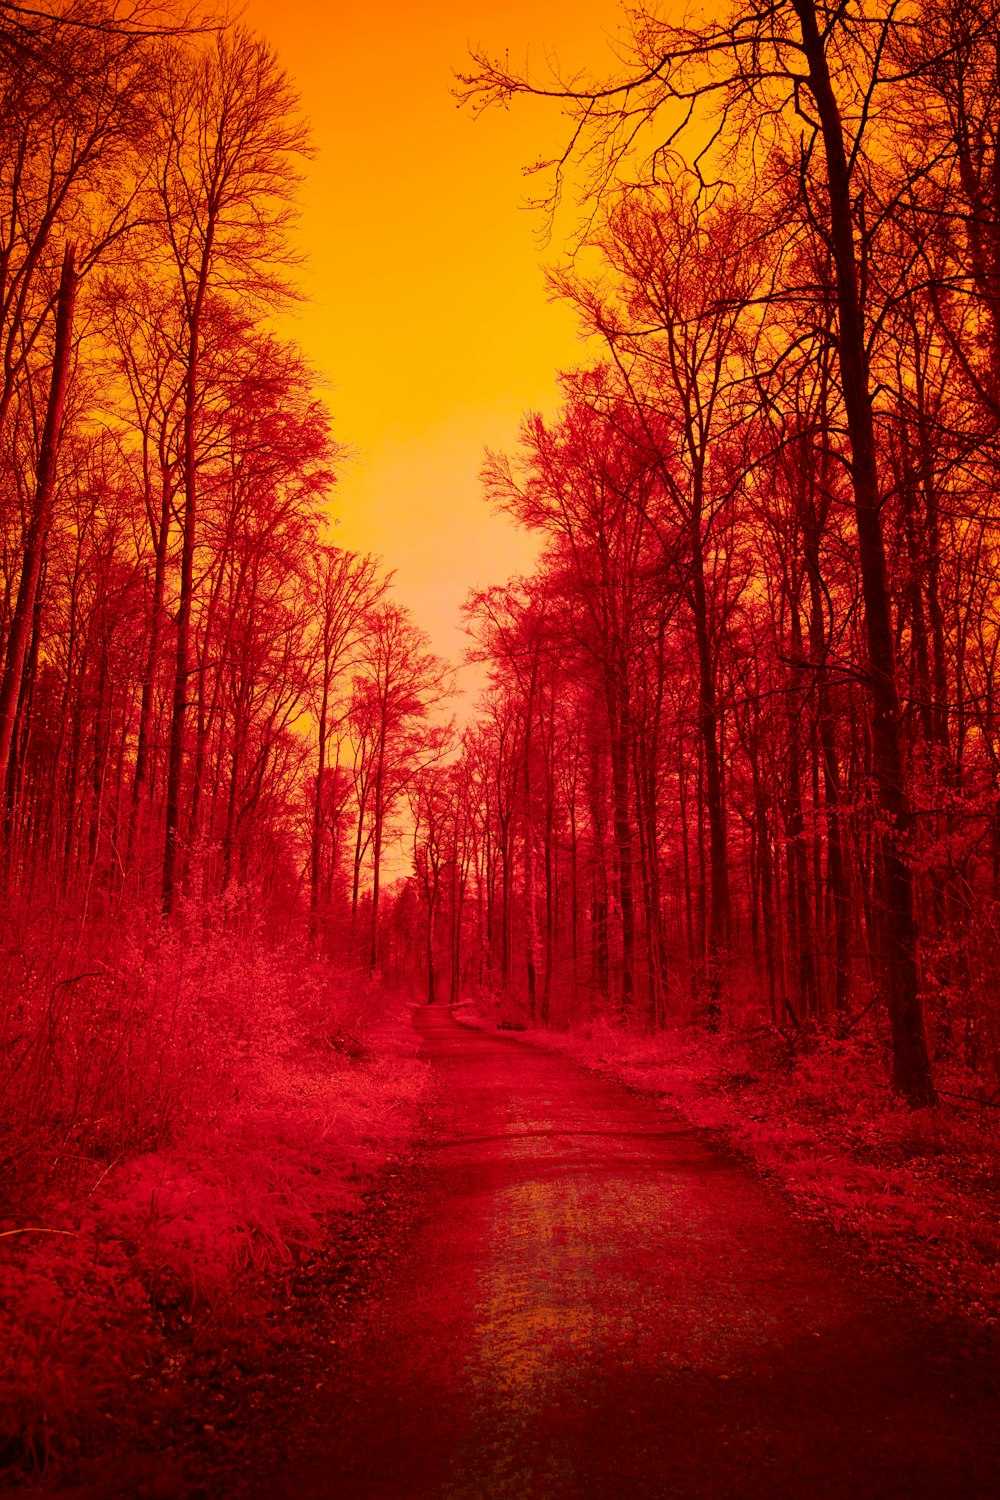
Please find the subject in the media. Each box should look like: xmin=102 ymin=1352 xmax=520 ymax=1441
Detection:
xmin=242 ymin=0 xmax=623 ymax=671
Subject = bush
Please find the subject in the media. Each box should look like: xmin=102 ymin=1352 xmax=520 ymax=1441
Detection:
xmin=0 ymin=887 xmax=429 ymax=1476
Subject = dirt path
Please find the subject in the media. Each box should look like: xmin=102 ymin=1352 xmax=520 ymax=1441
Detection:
xmin=263 ymin=1006 xmax=997 ymax=1498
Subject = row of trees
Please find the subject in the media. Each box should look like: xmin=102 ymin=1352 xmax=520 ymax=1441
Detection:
xmin=399 ymin=0 xmax=1000 ymax=1105
xmin=0 ymin=1 xmax=446 ymax=972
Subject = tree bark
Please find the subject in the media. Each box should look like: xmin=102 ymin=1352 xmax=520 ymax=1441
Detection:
xmin=0 ymin=242 xmax=77 ymax=803
xmin=792 ymin=0 xmax=934 ymax=1102
xmin=606 ymin=674 xmax=637 ymax=1019
xmin=162 ymin=214 xmax=215 ymax=912
xmin=690 ymin=507 xmax=728 ymax=1023
xmin=128 ymin=468 xmax=172 ymax=860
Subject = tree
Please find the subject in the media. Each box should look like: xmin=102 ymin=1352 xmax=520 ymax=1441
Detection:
xmin=306 ymin=545 xmax=387 ymax=938
xmin=348 ymin=602 xmax=450 ymax=975
xmin=462 ymin=0 xmax=935 ymax=1103
xmin=410 ymin=762 xmax=455 ymax=1004
xmin=0 ymin=242 xmax=77 ymax=796
xmin=153 ymin=24 xmax=309 ymax=910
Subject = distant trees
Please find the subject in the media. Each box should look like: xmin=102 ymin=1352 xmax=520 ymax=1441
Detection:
xmin=22 ymin=0 xmax=1000 ymax=1125
xmin=347 ymin=604 xmax=450 ymax=973
xmin=409 ymin=762 xmax=456 ymax=1004
xmin=0 ymin=3 xmax=445 ymax=979
xmin=307 ymin=546 xmax=387 ymax=937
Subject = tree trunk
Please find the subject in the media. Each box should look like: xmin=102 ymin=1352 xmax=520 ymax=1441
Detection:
xmin=786 ymin=595 xmax=820 ymax=1017
xmin=425 ymin=885 xmax=437 ymax=1003
xmin=0 ymin=243 xmax=77 ymax=801
xmin=805 ymin=535 xmax=849 ymax=1013
xmin=129 ymin=469 xmax=172 ymax=861
xmin=793 ymin=0 xmax=934 ymax=1103
xmin=163 ymin=226 xmax=214 ymax=913
xmin=368 ymin=754 xmax=386 ymax=975
xmin=522 ymin=712 xmax=540 ymax=1020
xmin=690 ymin=524 xmax=728 ymax=1021
xmin=310 ymin=667 xmax=330 ymax=940
xmin=606 ymin=675 xmax=637 ymax=1020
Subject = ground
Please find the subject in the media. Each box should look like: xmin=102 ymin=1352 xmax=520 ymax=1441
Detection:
xmin=22 ymin=1004 xmax=1000 ymax=1498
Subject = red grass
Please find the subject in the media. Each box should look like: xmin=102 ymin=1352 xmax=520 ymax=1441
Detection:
xmin=0 ymin=895 xmax=430 ymax=1476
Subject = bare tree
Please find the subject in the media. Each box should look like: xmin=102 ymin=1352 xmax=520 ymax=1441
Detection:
xmin=306 ymin=545 xmax=387 ymax=939
xmin=461 ymin=0 xmax=935 ymax=1102
xmin=153 ymin=24 xmax=309 ymax=910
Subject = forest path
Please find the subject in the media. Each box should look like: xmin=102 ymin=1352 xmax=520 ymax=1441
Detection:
xmin=278 ymin=1006 xmax=999 ymax=1499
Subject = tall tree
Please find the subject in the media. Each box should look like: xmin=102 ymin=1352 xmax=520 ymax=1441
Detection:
xmin=463 ymin=0 xmax=935 ymax=1102
xmin=153 ymin=25 xmax=309 ymax=909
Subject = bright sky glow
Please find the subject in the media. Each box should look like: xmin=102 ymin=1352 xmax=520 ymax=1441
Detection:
xmin=243 ymin=0 xmax=623 ymax=667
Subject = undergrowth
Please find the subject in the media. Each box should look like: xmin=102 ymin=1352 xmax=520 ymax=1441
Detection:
xmin=0 ymin=891 xmax=430 ymax=1479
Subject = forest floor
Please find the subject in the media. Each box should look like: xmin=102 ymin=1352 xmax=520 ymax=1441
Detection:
xmin=8 ymin=1003 xmax=1000 ymax=1496
xmin=147 ymin=1005 xmax=999 ymax=1498
xmin=0 ymin=1001 xmax=432 ymax=1495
